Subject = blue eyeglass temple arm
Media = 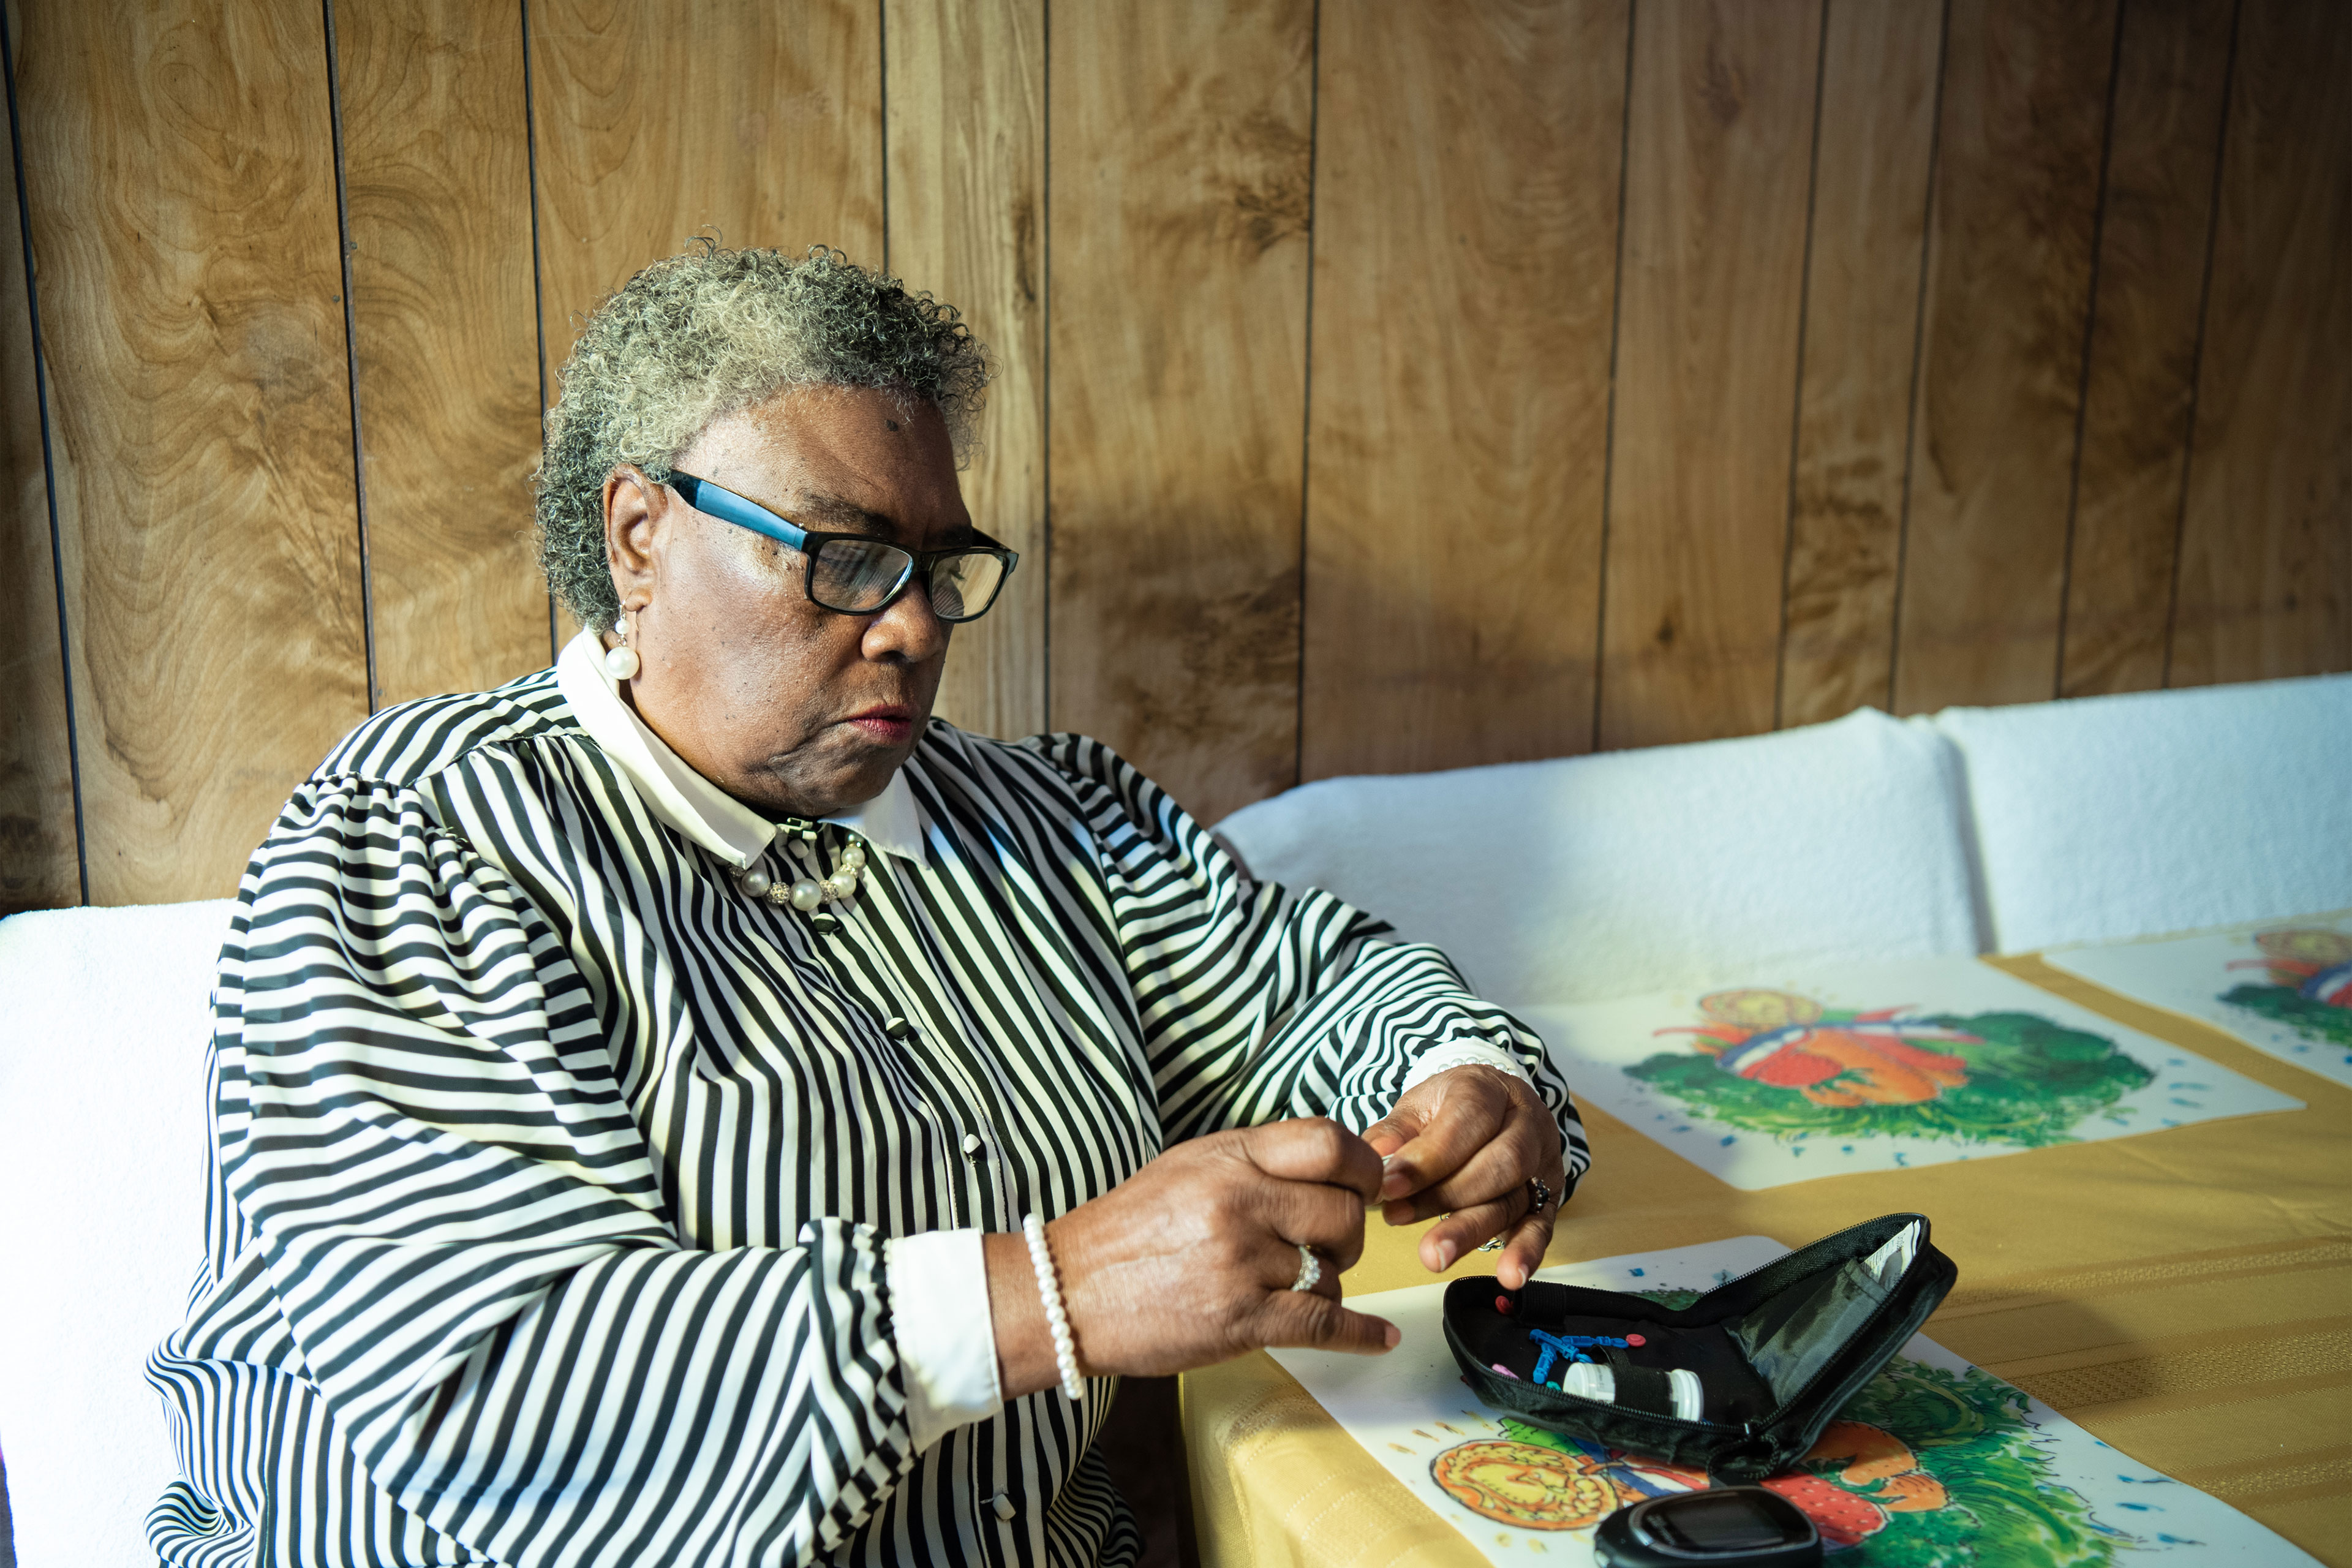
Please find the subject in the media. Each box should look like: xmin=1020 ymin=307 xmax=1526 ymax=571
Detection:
xmin=668 ymin=470 xmax=1020 ymax=571
xmin=667 ymin=472 xmax=813 ymax=551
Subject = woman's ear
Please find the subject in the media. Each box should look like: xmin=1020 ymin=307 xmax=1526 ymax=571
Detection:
xmin=603 ymin=465 xmax=664 ymax=610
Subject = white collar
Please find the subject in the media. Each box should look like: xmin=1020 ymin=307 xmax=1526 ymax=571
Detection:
xmin=555 ymin=628 xmax=926 ymax=871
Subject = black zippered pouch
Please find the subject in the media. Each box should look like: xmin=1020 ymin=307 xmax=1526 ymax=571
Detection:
xmin=1442 ymin=1213 xmax=1956 ymax=1482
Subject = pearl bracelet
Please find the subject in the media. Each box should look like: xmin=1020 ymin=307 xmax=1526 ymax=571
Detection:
xmin=1021 ymin=1213 xmax=1085 ymax=1402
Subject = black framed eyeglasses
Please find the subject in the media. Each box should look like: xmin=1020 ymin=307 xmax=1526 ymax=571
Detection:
xmin=668 ymin=470 xmax=1019 ymax=624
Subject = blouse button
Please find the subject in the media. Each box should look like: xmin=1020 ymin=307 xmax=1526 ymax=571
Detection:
xmin=884 ymin=1016 xmax=915 ymax=1039
xmin=989 ymin=1491 xmax=1016 ymax=1522
xmin=960 ymin=1133 xmax=984 ymax=1156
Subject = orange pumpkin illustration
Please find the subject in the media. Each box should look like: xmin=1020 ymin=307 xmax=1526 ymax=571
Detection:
xmin=1658 ymin=989 xmax=1976 ymax=1109
xmin=2234 ymin=929 xmax=2352 ymax=1008
xmin=1428 ymin=1440 xmax=1622 ymax=1530
xmin=1433 ymin=1419 xmax=1945 ymax=1548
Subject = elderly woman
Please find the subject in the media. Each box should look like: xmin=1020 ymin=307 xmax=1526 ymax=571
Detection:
xmin=149 ymin=245 xmax=1586 ymax=1567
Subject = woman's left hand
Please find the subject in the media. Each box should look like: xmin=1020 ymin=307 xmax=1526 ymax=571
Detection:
xmin=1361 ymin=1066 xmax=1566 ymax=1289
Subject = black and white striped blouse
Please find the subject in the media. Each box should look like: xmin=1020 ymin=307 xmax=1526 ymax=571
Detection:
xmin=148 ymin=636 xmax=1587 ymax=1568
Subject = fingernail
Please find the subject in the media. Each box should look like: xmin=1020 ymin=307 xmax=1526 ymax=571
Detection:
xmin=1383 ymin=1200 xmax=1412 ymax=1226
xmin=1379 ymin=1170 xmax=1410 ymax=1200
xmin=1432 ymin=1240 xmax=1457 ymax=1271
xmin=1383 ymin=1322 xmax=1401 ymax=1349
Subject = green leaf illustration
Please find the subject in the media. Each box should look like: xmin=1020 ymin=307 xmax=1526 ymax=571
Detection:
xmin=2222 ymin=982 xmax=2352 ymax=1049
xmin=1624 ymin=1012 xmax=2154 ymax=1148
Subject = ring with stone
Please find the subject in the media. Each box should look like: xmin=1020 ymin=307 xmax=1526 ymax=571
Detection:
xmin=1289 ymin=1243 xmax=1322 ymax=1292
xmin=1528 ymin=1177 xmax=1555 ymax=1216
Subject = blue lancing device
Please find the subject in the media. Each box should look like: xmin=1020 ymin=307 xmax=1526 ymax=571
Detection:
xmin=1526 ymin=1329 xmax=1632 ymax=1385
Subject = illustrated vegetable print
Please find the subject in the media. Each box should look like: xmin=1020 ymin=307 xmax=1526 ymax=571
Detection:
xmin=1657 ymin=989 xmax=1975 ymax=1107
xmin=2237 ymin=929 xmax=2352 ymax=1006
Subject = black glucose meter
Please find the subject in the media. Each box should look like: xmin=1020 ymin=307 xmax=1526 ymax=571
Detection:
xmin=1593 ymin=1487 xmax=1822 ymax=1567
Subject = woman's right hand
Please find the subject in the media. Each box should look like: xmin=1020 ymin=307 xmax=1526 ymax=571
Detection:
xmin=984 ymin=1118 xmax=1398 ymax=1395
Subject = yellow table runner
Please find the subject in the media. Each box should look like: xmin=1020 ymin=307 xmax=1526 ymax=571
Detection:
xmin=1178 ymin=957 xmax=2352 ymax=1566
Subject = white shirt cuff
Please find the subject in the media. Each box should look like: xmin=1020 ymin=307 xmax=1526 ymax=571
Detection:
xmin=884 ymin=1228 xmax=1003 ymax=1450
xmin=1399 ymin=1041 xmax=1535 ymax=1097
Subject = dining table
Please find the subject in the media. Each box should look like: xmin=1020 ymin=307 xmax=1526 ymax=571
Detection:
xmin=1175 ymin=954 xmax=2352 ymax=1566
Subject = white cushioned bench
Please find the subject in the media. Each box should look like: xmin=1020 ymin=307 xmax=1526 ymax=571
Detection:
xmin=1219 ymin=706 xmax=1988 ymax=1008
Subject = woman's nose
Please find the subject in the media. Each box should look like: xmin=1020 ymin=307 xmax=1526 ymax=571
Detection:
xmin=861 ymin=582 xmax=949 ymax=662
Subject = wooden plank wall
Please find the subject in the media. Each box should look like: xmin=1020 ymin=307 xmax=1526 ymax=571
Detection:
xmin=2 ymin=0 xmax=2346 ymax=911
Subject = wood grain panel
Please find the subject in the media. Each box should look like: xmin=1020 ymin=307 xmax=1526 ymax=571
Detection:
xmin=1301 ymin=0 xmax=1629 ymax=780
xmin=1047 ymin=0 xmax=1314 ymax=823
xmin=1599 ymin=0 xmax=1822 ymax=750
xmin=1777 ymin=0 xmax=1942 ymax=729
xmin=0 ymin=82 xmax=77 ymax=911
xmin=1892 ymin=0 xmax=2119 ymax=714
xmin=884 ymin=0 xmax=1045 ymax=742
xmin=15 ymin=0 xmax=368 ymax=904
xmin=337 ymin=0 xmax=549 ymax=704
xmin=2170 ymin=0 xmax=2352 ymax=686
xmin=529 ymin=0 xmax=884 ymax=371
xmin=2058 ymin=0 xmax=2235 ymax=698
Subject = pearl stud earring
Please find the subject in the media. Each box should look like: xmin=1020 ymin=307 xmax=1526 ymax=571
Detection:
xmin=603 ymin=616 xmax=641 ymax=680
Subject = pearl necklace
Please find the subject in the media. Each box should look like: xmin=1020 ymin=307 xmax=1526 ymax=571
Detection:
xmin=734 ymin=822 xmax=867 ymax=912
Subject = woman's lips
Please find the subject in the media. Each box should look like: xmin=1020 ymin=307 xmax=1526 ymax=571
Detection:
xmin=844 ymin=706 xmax=915 ymax=744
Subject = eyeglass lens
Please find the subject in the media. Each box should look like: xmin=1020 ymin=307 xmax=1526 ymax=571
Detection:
xmin=924 ymin=551 xmax=1006 ymax=620
xmin=810 ymin=538 xmax=1007 ymax=622
xmin=810 ymin=540 xmax=911 ymax=611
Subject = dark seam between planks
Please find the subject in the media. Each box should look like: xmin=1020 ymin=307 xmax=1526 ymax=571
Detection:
xmin=2162 ymin=0 xmax=2244 ymax=692
xmin=1885 ymin=0 xmax=1954 ymax=716
xmin=1292 ymin=0 xmax=1319 ymax=790
xmin=521 ymin=0 xmax=556 ymax=663
xmin=0 ymin=2 xmax=88 ymax=905
xmin=1040 ymin=0 xmax=1052 ymax=734
xmin=2053 ymin=0 xmax=2132 ymax=700
xmin=323 ymin=0 xmax=378 ymax=714
xmin=1589 ymin=0 xmax=1638 ymax=755
xmin=1773 ymin=0 xmax=1833 ymax=733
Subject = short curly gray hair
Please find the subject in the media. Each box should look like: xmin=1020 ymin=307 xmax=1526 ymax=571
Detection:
xmin=533 ymin=241 xmax=992 ymax=629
